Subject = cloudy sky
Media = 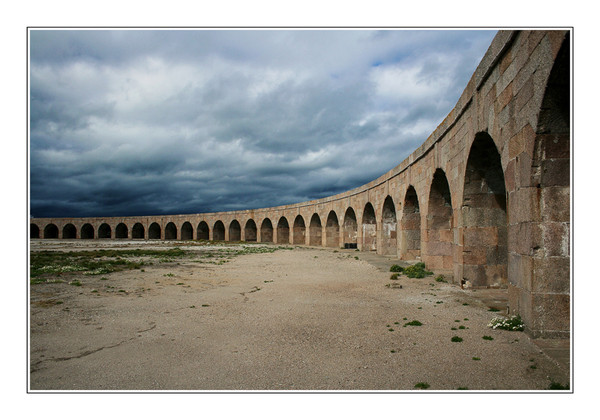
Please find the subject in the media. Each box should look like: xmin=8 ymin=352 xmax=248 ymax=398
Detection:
xmin=29 ymin=28 xmax=497 ymax=218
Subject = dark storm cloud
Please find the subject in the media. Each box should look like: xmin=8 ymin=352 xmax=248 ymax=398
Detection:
xmin=29 ymin=29 xmax=496 ymax=218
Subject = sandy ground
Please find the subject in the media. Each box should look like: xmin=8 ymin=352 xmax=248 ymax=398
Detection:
xmin=29 ymin=239 xmax=570 ymax=391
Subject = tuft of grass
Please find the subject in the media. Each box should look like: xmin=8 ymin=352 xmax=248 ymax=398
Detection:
xmin=404 ymin=320 xmax=423 ymax=327
xmin=403 ymin=262 xmax=433 ymax=279
xmin=69 ymin=280 xmax=82 ymax=287
xmin=482 ymin=335 xmax=494 ymax=341
xmin=390 ymin=273 xmax=399 ymax=280
xmin=451 ymin=336 xmax=463 ymax=342
xmin=435 ymin=275 xmax=446 ymax=283
xmin=488 ymin=307 xmax=500 ymax=312
xmin=390 ymin=264 xmax=404 ymax=273
xmin=548 ymin=382 xmax=570 ymax=390
xmin=414 ymin=382 xmax=430 ymax=390
xmin=472 ymin=357 xmax=481 ymax=361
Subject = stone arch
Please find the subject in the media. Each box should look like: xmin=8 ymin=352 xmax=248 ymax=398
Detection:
xmin=292 ymin=215 xmax=306 ymax=245
xmin=181 ymin=222 xmax=193 ymax=240
xmin=149 ymin=222 xmax=161 ymax=240
xmin=229 ymin=220 xmax=241 ymax=241
xmin=261 ymin=218 xmax=273 ymax=243
xmin=424 ymin=169 xmax=453 ymax=270
xmin=44 ymin=223 xmax=58 ymax=239
xmin=277 ymin=217 xmax=289 ymax=244
xmin=165 ymin=222 xmax=177 ymax=240
xmin=115 ymin=223 xmax=128 ymax=239
xmin=400 ymin=186 xmax=421 ymax=260
xmin=343 ymin=207 xmax=358 ymax=248
xmin=197 ymin=221 xmax=209 ymax=240
xmin=81 ymin=223 xmax=94 ymax=239
xmin=132 ymin=223 xmax=145 ymax=239
xmin=462 ymin=132 xmax=507 ymax=288
xmin=309 ymin=213 xmax=322 ymax=246
xmin=30 ymin=223 xmax=40 ymax=239
xmin=213 ymin=221 xmax=225 ymax=241
xmin=245 ymin=219 xmax=257 ymax=242
xmin=98 ymin=223 xmax=111 ymax=239
xmin=518 ymin=35 xmax=570 ymax=336
xmin=44 ymin=224 xmax=58 ymax=239
xmin=381 ymin=196 xmax=397 ymax=256
xmin=325 ymin=210 xmax=339 ymax=248
xmin=362 ymin=203 xmax=377 ymax=251
xmin=62 ymin=223 xmax=77 ymax=239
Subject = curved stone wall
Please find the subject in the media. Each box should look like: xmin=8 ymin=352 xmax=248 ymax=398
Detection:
xmin=30 ymin=30 xmax=571 ymax=339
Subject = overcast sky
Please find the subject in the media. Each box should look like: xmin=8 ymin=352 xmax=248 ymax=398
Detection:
xmin=29 ymin=29 xmax=496 ymax=218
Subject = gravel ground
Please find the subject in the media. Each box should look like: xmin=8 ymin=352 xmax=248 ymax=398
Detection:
xmin=29 ymin=240 xmax=570 ymax=391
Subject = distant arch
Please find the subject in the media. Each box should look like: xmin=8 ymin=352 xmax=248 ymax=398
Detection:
xmin=181 ymin=222 xmax=193 ymax=240
xmin=424 ymin=169 xmax=453 ymax=270
xmin=325 ymin=210 xmax=339 ymax=248
xmin=245 ymin=219 xmax=257 ymax=242
xmin=292 ymin=215 xmax=306 ymax=245
xmin=165 ymin=222 xmax=177 ymax=240
xmin=44 ymin=224 xmax=58 ymax=239
xmin=213 ymin=221 xmax=225 ymax=241
xmin=381 ymin=196 xmax=397 ymax=256
xmin=400 ymin=186 xmax=421 ymax=260
xmin=98 ymin=223 xmax=111 ymax=239
xmin=277 ymin=217 xmax=289 ymax=244
xmin=362 ymin=203 xmax=377 ymax=251
xmin=260 ymin=218 xmax=273 ymax=243
xmin=197 ymin=221 xmax=210 ymax=240
xmin=115 ymin=223 xmax=128 ymax=239
xmin=229 ymin=220 xmax=241 ymax=241
xmin=149 ymin=222 xmax=161 ymax=240
xmin=132 ymin=223 xmax=145 ymax=239
xmin=462 ymin=132 xmax=507 ymax=287
xmin=30 ymin=223 xmax=40 ymax=239
xmin=62 ymin=223 xmax=77 ymax=239
xmin=343 ymin=207 xmax=358 ymax=248
xmin=309 ymin=213 xmax=322 ymax=246
xmin=81 ymin=223 xmax=94 ymax=239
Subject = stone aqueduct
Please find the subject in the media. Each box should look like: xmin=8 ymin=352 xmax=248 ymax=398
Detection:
xmin=30 ymin=30 xmax=570 ymax=339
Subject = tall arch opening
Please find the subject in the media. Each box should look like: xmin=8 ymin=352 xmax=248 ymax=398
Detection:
xmin=520 ymin=35 xmax=570 ymax=337
xmin=425 ymin=169 xmax=453 ymax=271
xmin=115 ymin=223 xmax=128 ymax=239
xmin=343 ymin=207 xmax=358 ymax=248
xmin=98 ymin=223 xmax=111 ymax=239
xmin=81 ymin=223 xmax=94 ymax=239
xmin=400 ymin=186 xmax=421 ymax=260
xmin=181 ymin=222 xmax=193 ymax=240
xmin=132 ymin=223 xmax=145 ymax=239
xmin=44 ymin=224 xmax=58 ymax=239
xmin=30 ymin=224 xmax=40 ymax=239
xmin=362 ymin=203 xmax=377 ymax=251
xmin=309 ymin=213 xmax=322 ymax=246
xmin=325 ymin=211 xmax=339 ymax=248
xmin=62 ymin=223 xmax=76 ymax=239
xmin=213 ymin=221 xmax=225 ymax=241
xmin=277 ymin=217 xmax=289 ymax=244
xmin=197 ymin=221 xmax=209 ymax=240
xmin=149 ymin=222 xmax=161 ymax=240
xmin=229 ymin=220 xmax=241 ymax=241
xmin=245 ymin=219 xmax=257 ymax=242
xmin=381 ymin=196 xmax=397 ymax=256
xmin=165 ymin=222 xmax=177 ymax=240
xmin=292 ymin=215 xmax=306 ymax=245
xmin=462 ymin=132 xmax=507 ymax=288
xmin=261 ymin=219 xmax=273 ymax=243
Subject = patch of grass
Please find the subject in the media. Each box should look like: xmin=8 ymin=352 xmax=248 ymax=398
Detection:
xmin=390 ymin=264 xmax=404 ymax=273
xmin=414 ymin=382 xmax=430 ymax=390
xmin=403 ymin=262 xmax=433 ymax=279
xmin=458 ymin=325 xmax=466 ymax=330
xmin=548 ymin=382 xmax=570 ymax=390
xmin=69 ymin=280 xmax=82 ymax=287
xmin=30 ymin=278 xmax=48 ymax=285
xmin=472 ymin=357 xmax=480 ymax=361
xmin=403 ymin=320 xmax=423 ymax=327
xmin=388 ymin=328 xmax=394 ymax=332
xmin=435 ymin=275 xmax=446 ymax=283
xmin=488 ymin=307 xmax=500 ymax=312
xmin=390 ymin=273 xmax=399 ymax=280
xmin=482 ymin=335 xmax=494 ymax=341
xmin=451 ymin=336 xmax=463 ymax=342
xmin=176 ymin=282 xmax=184 ymax=285
xmin=201 ymin=304 xmax=210 ymax=307
xmin=462 ymin=303 xmax=469 ymax=306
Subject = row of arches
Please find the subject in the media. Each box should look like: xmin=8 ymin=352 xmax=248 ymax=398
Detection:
xmin=30 ymin=132 xmax=507 ymax=281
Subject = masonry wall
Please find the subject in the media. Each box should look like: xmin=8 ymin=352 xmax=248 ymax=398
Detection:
xmin=30 ymin=30 xmax=571 ymax=339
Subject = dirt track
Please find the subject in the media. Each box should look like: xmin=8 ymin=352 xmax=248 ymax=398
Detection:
xmin=29 ymin=240 xmax=570 ymax=391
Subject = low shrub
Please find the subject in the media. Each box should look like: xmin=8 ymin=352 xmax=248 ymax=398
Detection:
xmin=488 ymin=315 xmax=524 ymax=331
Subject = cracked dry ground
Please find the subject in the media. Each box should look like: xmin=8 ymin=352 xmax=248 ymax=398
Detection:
xmin=29 ymin=241 xmax=570 ymax=391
